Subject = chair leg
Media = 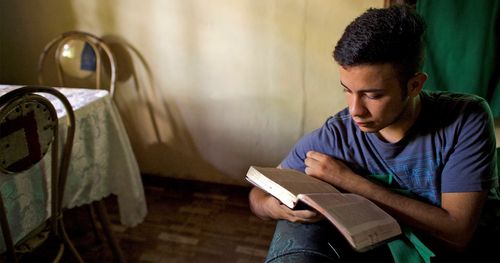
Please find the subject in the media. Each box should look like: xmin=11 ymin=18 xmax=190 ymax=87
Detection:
xmin=93 ymin=200 xmax=126 ymax=263
xmin=88 ymin=205 xmax=103 ymax=245
xmin=59 ymin=219 xmax=84 ymax=263
xmin=53 ymin=243 xmax=65 ymax=262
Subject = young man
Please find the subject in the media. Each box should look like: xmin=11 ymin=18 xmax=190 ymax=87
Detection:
xmin=249 ymin=5 xmax=499 ymax=262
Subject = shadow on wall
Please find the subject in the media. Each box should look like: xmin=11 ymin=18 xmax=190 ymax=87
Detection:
xmin=101 ymin=35 xmax=233 ymax=184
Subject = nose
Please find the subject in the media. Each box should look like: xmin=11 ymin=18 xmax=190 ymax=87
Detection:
xmin=349 ymin=94 xmax=367 ymax=118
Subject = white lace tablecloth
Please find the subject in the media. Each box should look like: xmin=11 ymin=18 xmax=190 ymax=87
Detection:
xmin=0 ymin=85 xmax=147 ymax=250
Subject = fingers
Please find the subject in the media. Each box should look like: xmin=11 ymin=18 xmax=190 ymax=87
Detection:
xmin=305 ymin=151 xmax=327 ymax=169
xmin=306 ymin=150 xmax=327 ymax=160
xmin=304 ymin=151 xmax=319 ymax=174
xmin=265 ymin=197 xmax=314 ymax=222
xmin=291 ymin=209 xmax=323 ymax=222
xmin=282 ymin=205 xmax=323 ymax=223
xmin=270 ymin=199 xmax=321 ymax=223
xmin=305 ymin=150 xmax=329 ymax=176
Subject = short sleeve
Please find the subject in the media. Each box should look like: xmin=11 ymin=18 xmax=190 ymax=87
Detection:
xmin=280 ymin=129 xmax=320 ymax=173
xmin=280 ymin=116 xmax=347 ymax=173
xmin=441 ymin=99 xmax=498 ymax=192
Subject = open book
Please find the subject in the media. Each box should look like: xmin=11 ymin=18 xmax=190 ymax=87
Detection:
xmin=246 ymin=166 xmax=402 ymax=252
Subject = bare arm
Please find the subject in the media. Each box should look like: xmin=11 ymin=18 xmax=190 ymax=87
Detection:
xmin=304 ymin=150 xmax=487 ymax=250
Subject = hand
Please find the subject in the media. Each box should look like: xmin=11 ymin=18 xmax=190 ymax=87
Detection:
xmin=304 ymin=150 xmax=355 ymax=189
xmin=249 ymin=187 xmax=323 ymax=223
xmin=264 ymin=195 xmax=324 ymax=223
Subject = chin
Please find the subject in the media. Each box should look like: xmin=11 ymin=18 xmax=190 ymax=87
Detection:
xmin=357 ymin=126 xmax=380 ymax=133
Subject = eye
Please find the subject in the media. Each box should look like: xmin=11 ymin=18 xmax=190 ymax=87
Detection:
xmin=365 ymin=93 xmax=383 ymax=99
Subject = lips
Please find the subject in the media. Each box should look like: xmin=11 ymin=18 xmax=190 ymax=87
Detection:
xmin=355 ymin=121 xmax=371 ymax=127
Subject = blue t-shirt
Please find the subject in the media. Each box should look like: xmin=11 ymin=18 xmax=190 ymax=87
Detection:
xmin=281 ymin=91 xmax=499 ymax=207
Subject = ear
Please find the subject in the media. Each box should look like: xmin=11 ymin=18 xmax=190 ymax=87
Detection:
xmin=407 ymin=72 xmax=427 ymax=97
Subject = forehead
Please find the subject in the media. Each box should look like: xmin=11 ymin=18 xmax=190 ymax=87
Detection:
xmin=339 ymin=64 xmax=400 ymax=90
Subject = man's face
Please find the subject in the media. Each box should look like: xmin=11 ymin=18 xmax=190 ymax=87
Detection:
xmin=339 ymin=64 xmax=410 ymax=133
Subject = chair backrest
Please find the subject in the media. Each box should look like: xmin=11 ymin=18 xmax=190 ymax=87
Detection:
xmin=0 ymin=86 xmax=76 ymax=261
xmin=38 ymin=31 xmax=117 ymax=97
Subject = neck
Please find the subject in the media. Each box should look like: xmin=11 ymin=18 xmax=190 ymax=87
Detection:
xmin=377 ymin=95 xmax=421 ymax=143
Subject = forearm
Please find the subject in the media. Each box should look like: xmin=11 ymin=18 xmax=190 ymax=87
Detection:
xmin=249 ymin=187 xmax=274 ymax=220
xmin=342 ymin=174 xmax=485 ymax=250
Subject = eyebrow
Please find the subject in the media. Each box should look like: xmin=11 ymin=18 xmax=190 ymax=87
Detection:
xmin=340 ymin=81 xmax=385 ymax=93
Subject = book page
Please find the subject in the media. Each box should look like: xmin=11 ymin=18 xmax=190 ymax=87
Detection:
xmin=247 ymin=166 xmax=340 ymax=196
xmin=298 ymin=193 xmax=401 ymax=251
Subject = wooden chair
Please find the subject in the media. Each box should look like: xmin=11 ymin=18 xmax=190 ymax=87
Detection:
xmin=0 ymin=86 xmax=83 ymax=262
xmin=37 ymin=31 xmax=117 ymax=97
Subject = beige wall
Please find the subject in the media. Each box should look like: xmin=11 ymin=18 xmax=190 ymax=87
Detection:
xmin=3 ymin=1 xmax=496 ymax=185
xmin=0 ymin=0 xmax=384 ymax=185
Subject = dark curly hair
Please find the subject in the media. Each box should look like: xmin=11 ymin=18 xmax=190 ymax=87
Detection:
xmin=333 ymin=5 xmax=426 ymax=86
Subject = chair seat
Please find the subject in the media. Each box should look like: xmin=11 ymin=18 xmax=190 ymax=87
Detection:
xmin=15 ymin=222 xmax=50 ymax=253
xmin=16 ymin=231 xmax=65 ymax=262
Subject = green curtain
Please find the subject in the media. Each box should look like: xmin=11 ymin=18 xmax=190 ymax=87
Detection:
xmin=416 ymin=0 xmax=500 ymax=117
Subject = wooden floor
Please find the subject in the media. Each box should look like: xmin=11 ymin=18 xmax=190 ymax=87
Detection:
xmin=63 ymin=176 xmax=277 ymax=263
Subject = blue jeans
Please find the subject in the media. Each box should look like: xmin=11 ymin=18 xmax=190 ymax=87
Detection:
xmin=265 ymin=220 xmax=393 ymax=263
